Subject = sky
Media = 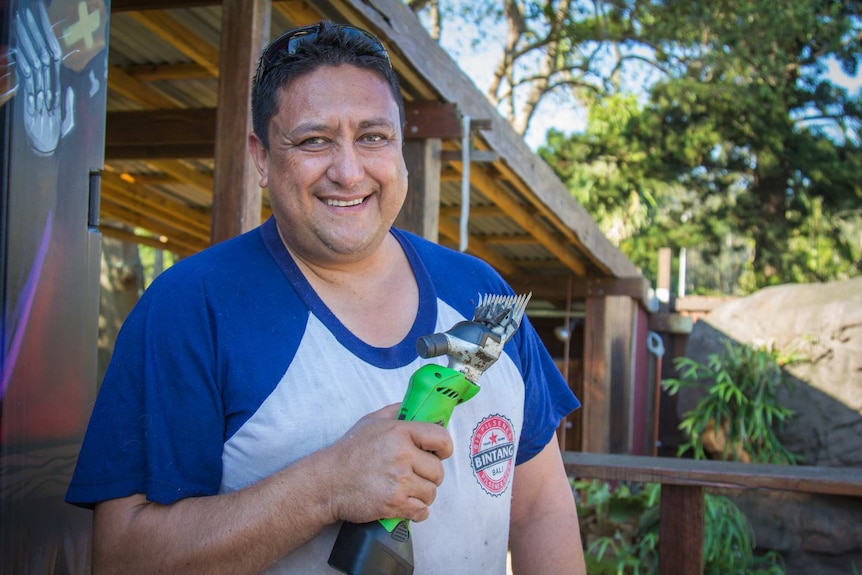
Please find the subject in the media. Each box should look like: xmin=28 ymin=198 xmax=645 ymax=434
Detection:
xmin=423 ymin=11 xmax=587 ymax=150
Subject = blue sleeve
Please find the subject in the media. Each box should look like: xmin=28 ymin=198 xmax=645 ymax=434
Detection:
xmin=65 ymin=267 xmax=226 ymax=508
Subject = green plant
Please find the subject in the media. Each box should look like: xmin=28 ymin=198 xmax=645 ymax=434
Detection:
xmin=575 ymin=479 xmax=786 ymax=575
xmin=574 ymin=479 xmax=660 ymax=575
xmin=703 ymin=493 xmax=785 ymax=575
xmin=662 ymin=340 xmax=803 ymax=465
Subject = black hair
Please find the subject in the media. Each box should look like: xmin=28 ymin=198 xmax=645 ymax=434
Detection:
xmin=251 ymin=20 xmax=405 ymax=149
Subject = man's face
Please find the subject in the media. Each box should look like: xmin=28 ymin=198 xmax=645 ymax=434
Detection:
xmin=251 ymin=64 xmax=408 ymax=266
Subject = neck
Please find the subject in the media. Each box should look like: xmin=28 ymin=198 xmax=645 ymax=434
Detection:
xmin=285 ymin=232 xmax=419 ymax=347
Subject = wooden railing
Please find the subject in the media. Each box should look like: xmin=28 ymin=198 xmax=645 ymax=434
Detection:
xmin=563 ymin=452 xmax=862 ymax=575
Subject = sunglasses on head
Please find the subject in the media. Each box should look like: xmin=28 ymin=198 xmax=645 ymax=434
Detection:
xmin=256 ymin=23 xmax=392 ymax=82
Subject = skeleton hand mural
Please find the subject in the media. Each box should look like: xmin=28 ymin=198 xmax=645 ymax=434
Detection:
xmin=14 ymin=2 xmax=75 ymax=156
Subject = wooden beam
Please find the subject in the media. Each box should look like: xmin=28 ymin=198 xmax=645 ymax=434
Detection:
xmin=273 ymin=1 xmax=327 ymax=28
xmin=105 ymin=109 xmax=217 ymax=160
xmin=100 ymin=225 xmax=175 ymax=252
xmin=569 ymin=276 xmax=652 ymax=309
xmin=660 ymin=485 xmax=704 ymax=575
xmin=438 ymin=218 xmax=517 ymax=276
xmin=480 ymin=234 xmax=536 ymax=245
xmin=452 ymin=163 xmax=589 ymax=276
xmin=582 ymin=297 xmax=610 ymax=453
xmin=395 ymin=138 xmax=441 ymax=241
xmin=576 ymin=295 xmax=640 ymax=454
xmin=146 ymin=160 xmax=214 ymax=205
xmin=440 ymin=167 xmax=461 ymax=182
xmin=507 ymin=275 xmax=573 ymax=303
xmin=439 ymin=205 xmax=503 ymax=218
xmin=108 ymin=65 xmax=182 ymax=108
xmin=210 ymin=0 xmax=269 ymax=243
xmin=101 ymin=173 xmax=211 ymax=239
xmin=132 ymin=173 xmax=174 ymax=185
xmin=510 ymin=275 xmax=652 ymax=309
xmin=606 ymin=296 xmax=635 ymax=454
xmin=403 ymin=102 xmax=461 ymax=140
xmin=565 ymin=452 xmax=862 ymax=575
xmin=100 ymin=202 xmax=206 ymax=255
xmin=128 ymin=11 xmax=221 ymax=76
xmin=563 ymin=452 xmax=862 ymax=497
xmin=106 ymin=143 xmax=214 ymax=160
xmin=123 ymin=62 xmax=214 ymax=81
xmin=112 ymin=0 xmax=219 ymax=10
xmin=105 ymin=103 xmax=473 ymax=160
xmin=440 ymin=150 xmax=500 ymax=163
xmin=657 ymin=246 xmax=672 ymax=311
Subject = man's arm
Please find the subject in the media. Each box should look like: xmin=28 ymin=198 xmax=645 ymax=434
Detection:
xmin=93 ymin=404 xmax=452 ymax=575
xmin=509 ymin=435 xmax=586 ymax=575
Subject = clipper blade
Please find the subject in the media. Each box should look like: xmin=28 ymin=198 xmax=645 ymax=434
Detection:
xmin=473 ymin=292 xmax=532 ymax=341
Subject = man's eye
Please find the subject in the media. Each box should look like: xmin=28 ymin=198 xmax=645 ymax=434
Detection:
xmin=299 ymin=136 xmax=328 ymax=147
xmin=359 ymin=134 xmax=386 ymax=144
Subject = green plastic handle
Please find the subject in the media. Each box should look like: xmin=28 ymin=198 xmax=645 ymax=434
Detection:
xmin=377 ymin=364 xmax=480 ymax=533
xmin=397 ymin=364 xmax=480 ymax=425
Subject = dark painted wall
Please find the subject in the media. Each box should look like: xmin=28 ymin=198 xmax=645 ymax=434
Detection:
xmin=1 ymin=1 xmax=110 ymax=572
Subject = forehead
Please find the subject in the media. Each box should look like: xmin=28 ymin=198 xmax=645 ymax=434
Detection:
xmin=275 ymin=64 xmax=401 ymax=129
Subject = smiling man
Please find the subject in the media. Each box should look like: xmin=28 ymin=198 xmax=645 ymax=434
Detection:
xmin=66 ymin=21 xmax=586 ymax=575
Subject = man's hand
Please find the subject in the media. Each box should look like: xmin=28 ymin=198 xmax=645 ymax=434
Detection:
xmin=325 ymin=403 xmax=454 ymax=525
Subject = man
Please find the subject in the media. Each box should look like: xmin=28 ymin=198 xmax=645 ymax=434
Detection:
xmin=66 ymin=21 xmax=586 ymax=574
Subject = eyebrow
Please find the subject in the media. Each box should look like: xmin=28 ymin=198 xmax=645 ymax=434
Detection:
xmin=286 ymin=117 xmax=399 ymax=140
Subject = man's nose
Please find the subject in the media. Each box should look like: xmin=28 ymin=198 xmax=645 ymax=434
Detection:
xmin=327 ymin=143 xmax=364 ymax=188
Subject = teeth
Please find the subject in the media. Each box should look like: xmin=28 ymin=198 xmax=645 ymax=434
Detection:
xmin=326 ymin=198 xmax=364 ymax=207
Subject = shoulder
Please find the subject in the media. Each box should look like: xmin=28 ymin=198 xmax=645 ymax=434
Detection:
xmin=132 ymin=225 xmax=287 ymax=327
xmin=144 ymin=226 xmax=275 ymax=296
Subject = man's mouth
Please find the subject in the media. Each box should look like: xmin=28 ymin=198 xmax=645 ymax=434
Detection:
xmin=325 ymin=197 xmax=365 ymax=207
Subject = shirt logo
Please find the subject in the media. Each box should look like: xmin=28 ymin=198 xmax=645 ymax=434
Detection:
xmin=469 ymin=414 xmax=515 ymax=496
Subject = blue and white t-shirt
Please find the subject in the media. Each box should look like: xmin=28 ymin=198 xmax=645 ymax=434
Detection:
xmin=67 ymin=217 xmax=580 ymax=574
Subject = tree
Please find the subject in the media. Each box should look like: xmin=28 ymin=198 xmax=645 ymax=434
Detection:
xmin=409 ymin=0 xmax=862 ymax=290
xmin=629 ymin=0 xmax=862 ymax=287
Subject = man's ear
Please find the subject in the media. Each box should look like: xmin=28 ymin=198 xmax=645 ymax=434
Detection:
xmin=248 ymin=132 xmax=269 ymax=189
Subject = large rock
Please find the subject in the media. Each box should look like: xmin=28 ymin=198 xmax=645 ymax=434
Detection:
xmin=679 ymin=278 xmax=862 ymax=575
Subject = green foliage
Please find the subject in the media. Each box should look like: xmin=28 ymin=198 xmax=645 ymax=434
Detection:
xmin=421 ymin=0 xmax=862 ymax=292
xmin=136 ymin=242 xmax=176 ymax=289
xmin=575 ymin=479 xmax=786 ymax=574
xmin=702 ymin=493 xmax=786 ymax=575
xmin=662 ymin=341 xmax=803 ymax=465
xmin=576 ymin=480 xmax=660 ymax=574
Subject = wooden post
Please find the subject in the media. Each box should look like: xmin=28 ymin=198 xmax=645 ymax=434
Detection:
xmin=395 ymin=138 xmax=441 ymax=241
xmin=582 ymin=295 xmax=638 ymax=453
xmin=582 ymin=296 xmax=609 ymax=453
xmin=607 ymin=295 xmax=635 ymax=453
xmin=211 ymin=0 xmax=270 ymax=244
xmin=660 ymin=484 xmax=704 ymax=575
xmin=657 ymin=247 xmax=672 ymax=312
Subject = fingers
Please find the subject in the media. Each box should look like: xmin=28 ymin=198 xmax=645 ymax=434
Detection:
xmin=327 ymin=411 xmax=454 ymax=525
xmin=407 ymin=422 xmax=454 ymax=460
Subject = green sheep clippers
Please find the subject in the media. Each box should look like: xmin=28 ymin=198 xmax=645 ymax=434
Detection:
xmin=328 ymin=293 xmax=532 ymax=575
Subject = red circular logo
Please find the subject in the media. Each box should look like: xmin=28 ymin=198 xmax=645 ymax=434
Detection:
xmin=469 ymin=414 xmax=515 ymax=496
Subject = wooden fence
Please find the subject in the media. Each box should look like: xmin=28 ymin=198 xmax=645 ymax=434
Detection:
xmin=563 ymin=452 xmax=862 ymax=574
